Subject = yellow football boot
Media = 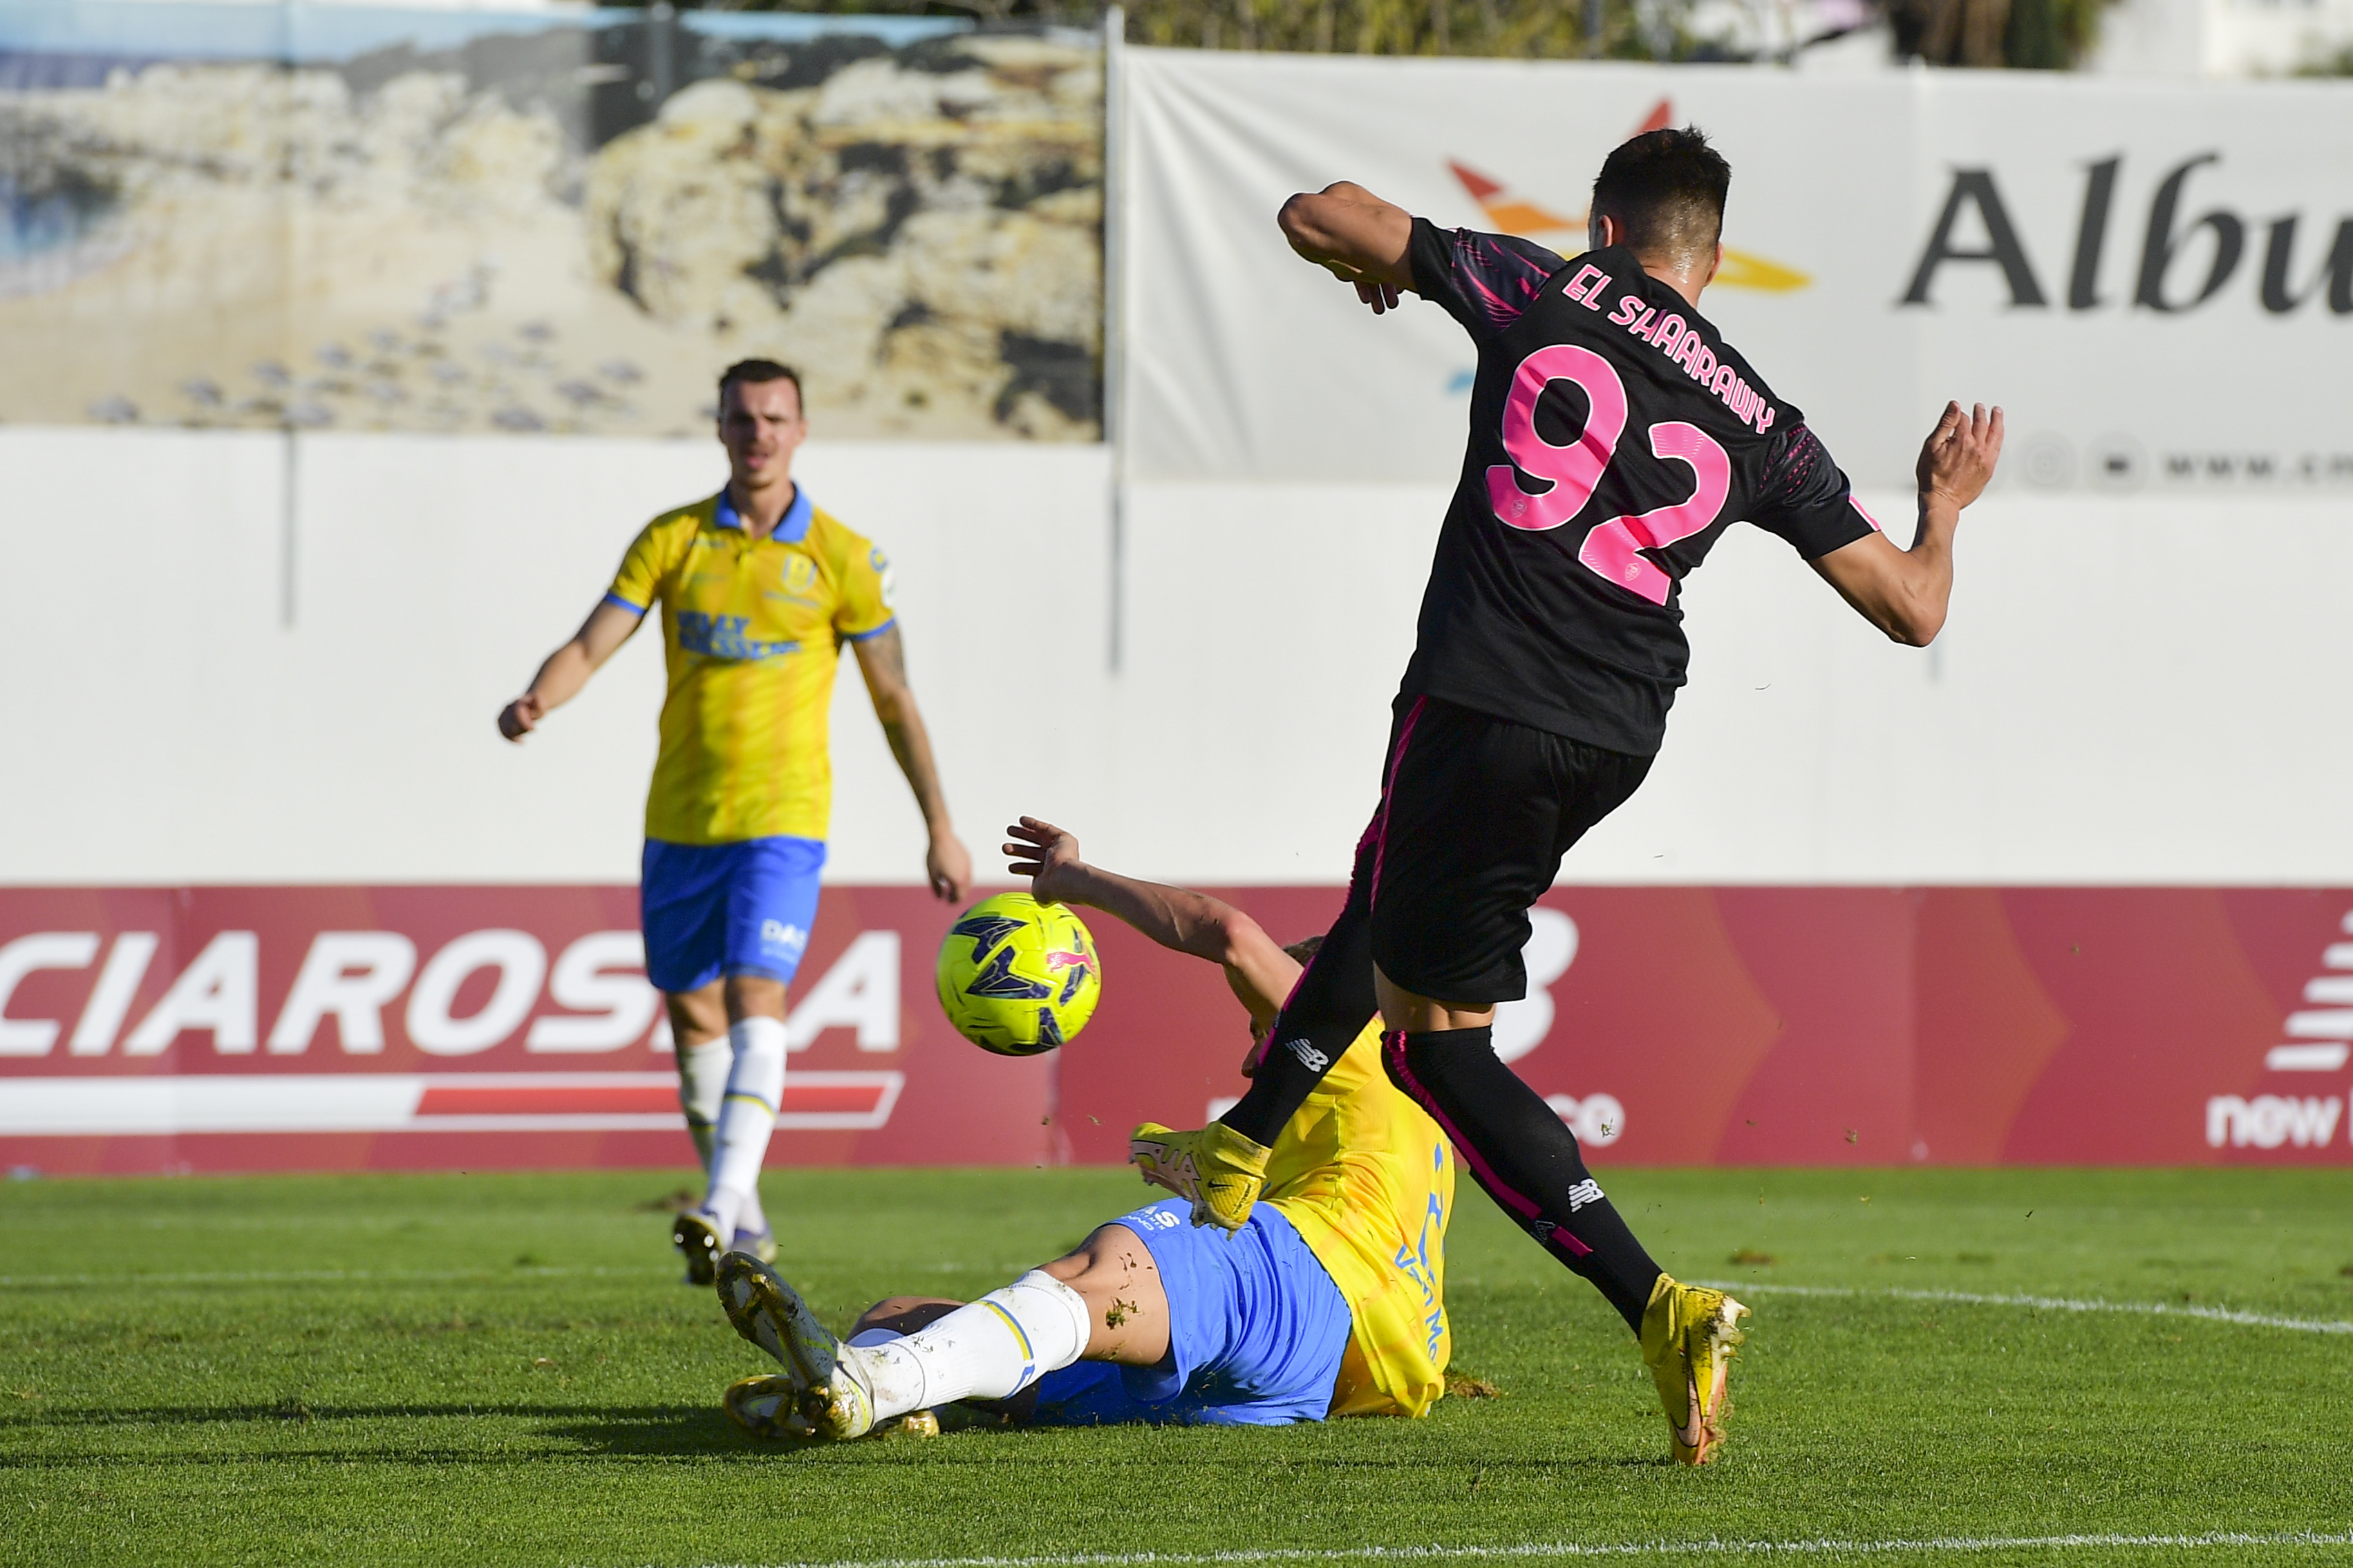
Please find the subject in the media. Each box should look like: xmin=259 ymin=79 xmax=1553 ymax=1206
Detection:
xmin=722 ymin=1374 xmax=814 ymax=1440
xmin=673 ymin=1210 xmax=724 ymax=1287
xmin=1129 ymin=1121 xmax=1272 ymax=1232
xmin=1640 ymin=1274 xmax=1750 ymax=1465
xmin=722 ymin=1377 xmax=937 ymax=1442
xmin=714 ymin=1251 xmax=876 ymax=1441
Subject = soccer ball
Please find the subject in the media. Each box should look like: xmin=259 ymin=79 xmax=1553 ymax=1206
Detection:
xmin=935 ymin=892 xmax=1101 ymax=1056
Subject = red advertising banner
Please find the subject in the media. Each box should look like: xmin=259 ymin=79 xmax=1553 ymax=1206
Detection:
xmin=1 ymin=886 xmax=2347 ymax=1173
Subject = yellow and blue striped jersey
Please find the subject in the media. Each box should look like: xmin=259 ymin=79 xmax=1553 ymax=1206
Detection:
xmin=606 ymin=487 xmax=894 ymax=845
xmin=1266 ymin=1021 xmax=1454 ymax=1417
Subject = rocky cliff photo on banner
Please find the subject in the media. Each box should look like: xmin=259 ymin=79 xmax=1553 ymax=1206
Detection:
xmin=0 ymin=6 xmax=1103 ymax=440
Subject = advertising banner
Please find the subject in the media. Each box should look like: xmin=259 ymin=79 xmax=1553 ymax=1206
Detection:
xmin=0 ymin=3 xmax=1103 ymax=440
xmin=1121 ymin=50 xmax=2353 ymax=493
xmin=2 ymin=885 xmax=2347 ymax=1173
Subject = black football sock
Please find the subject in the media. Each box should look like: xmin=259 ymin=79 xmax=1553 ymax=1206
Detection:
xmin=1217 ymin=896 xmax=1378 ymax=1148
xmin=1382 ymin=1026 xmax=1663 ymax=1335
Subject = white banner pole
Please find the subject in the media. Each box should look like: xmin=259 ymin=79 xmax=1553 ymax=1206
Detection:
xmin=1102 ymin=4 xmax=1129 ymax=675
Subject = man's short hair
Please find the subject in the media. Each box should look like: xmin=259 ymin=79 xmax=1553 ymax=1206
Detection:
xmin=1591 ymin=127 xmax=1731 ymax=272
xmin=718 ymin=358 xmax=803 ymax=413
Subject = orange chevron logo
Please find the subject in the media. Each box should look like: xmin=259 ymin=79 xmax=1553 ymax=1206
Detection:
xmin=1448 ymin=99 xmax=1810 ymax=292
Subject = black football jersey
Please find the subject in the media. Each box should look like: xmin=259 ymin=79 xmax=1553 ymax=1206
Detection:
xmin=1400 ymin=220 xmax=1876 ymax=755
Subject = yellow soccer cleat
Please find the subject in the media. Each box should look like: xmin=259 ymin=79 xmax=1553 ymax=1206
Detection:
xmin=723 ymin=1374 xmax=935 ymax=1442
xmin=1640 ymin=1274 xmax=1750 ymax=1466
xmin=714 ymin=1250 xmax=875 ymax=1441
xmin=723 ymin=1373 xmax=815 ymax=1440
xmin=673 ymin=1210 xmax=724 ymax=1287
xmin=1129 ymin=1121 xmax=1272 ymax=1232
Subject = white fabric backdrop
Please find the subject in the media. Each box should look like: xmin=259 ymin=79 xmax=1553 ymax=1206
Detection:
xmin=1121 ymin=51 xmax=2353 ymax=494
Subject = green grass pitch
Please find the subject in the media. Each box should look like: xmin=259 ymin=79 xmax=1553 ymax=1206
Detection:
xmin=3 ymin=1166 xmax=2350 ymax=1567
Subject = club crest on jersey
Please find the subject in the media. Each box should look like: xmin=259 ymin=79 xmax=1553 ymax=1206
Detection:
xmin=781 ymin=555 xmax=817 ymax=594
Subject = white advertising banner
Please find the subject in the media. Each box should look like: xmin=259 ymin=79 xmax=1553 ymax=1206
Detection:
xmin=1121 ymin=51 xmax=2353 ymax=493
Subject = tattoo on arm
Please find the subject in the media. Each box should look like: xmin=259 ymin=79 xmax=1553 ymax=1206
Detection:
xmin=859 ymin=624 xmax=908 ymax=688
xmin=856 ymin=626 xmax=949 ymax=825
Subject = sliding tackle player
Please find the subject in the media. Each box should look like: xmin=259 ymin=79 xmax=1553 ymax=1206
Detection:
xmin=713 ymin=816 xmax=1454 ymax=1437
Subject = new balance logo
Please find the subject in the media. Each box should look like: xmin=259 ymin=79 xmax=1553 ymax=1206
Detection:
xmin=1282 ymin=1038 xmax=1329 ymax=1072
xmin=1565 ymin=1178 xmax=1605 ymax=1212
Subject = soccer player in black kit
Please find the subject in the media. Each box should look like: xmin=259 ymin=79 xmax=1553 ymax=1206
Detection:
xmin=1128 ymin=129 xmax=2004 ymax=1464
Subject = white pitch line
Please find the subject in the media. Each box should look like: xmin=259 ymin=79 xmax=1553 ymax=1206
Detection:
xmin=6 ymin=1268 xmax=2347 ymax=1339
xmin=709 ymin=1530 xmax=2353 ymax=1568
xmin=1694 ymin=1281 xmax=2353 ymax=1336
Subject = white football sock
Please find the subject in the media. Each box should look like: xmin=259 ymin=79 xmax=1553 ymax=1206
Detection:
xmin=853 ymin=1269 xmax=1092 ymax=1422
xmin=676 ymin=1037 xmax=730 ymax=1174
xmin=736 ymin=1185 xmax=769 ymax=1240
xmin=701 ymin=1014 xmax=787 ymax=1242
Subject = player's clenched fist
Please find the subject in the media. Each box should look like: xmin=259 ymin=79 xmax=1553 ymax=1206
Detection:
xmin=497 ymin=693 xmax=544 ymax=742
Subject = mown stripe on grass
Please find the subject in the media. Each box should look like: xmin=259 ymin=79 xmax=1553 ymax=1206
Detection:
xmin=726 ymin=1531 xmax=2353 ymax=1567
xmin=1696 ymin=1281 xmax=2353 ymax=1336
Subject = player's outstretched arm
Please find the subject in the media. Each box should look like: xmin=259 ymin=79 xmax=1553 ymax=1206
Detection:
xmin=1004 ymin=817 xmax=1300 ymax=1023
xmin=1810 ymin=402 xmax=2004 ymax=647
xmin=497 ymin=600 xmax=643 ymax=741
xmin=852 ymin=625 xmax=973 ymax=903
xmin=1277 ymin=181 xmax=1415 ymax=315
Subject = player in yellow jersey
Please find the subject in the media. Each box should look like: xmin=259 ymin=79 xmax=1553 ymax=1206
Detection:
xmin=498 ymin=360 xmax=971 ymax=1281
xmin=711 ymin=815 xmax=1453 ymax=1436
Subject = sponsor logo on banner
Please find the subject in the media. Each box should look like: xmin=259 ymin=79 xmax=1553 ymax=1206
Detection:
xmin=1446 ymin=99 xmax=1812 ymax=296
xmin=2204 ymin=906 xmax=2353 ymax=1151
xmin=1125 ymin=55 xmax=2353 ymax=491
xmin=13 ymin=886 xmax=2353 ymax=1170
xmin=0 ymin=922 xmax=903 ymax=1135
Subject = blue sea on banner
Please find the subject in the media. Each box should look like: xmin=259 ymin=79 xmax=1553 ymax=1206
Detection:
xmin=0 ymin=2 xmax=967 ymax=90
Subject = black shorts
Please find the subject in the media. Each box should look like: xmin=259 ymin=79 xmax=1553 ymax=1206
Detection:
xmin=1364 ymin=695 xmax=1651 ymax=1006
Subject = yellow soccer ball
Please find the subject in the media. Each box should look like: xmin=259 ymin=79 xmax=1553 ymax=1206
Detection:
xmin=935 ymin=892 xmax=1101 ymax=1057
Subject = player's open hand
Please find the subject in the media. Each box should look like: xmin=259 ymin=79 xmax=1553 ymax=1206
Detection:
xmin=1003 ymin=816 xmax=1085 ymax=904
xmin=497 ymin=694 xmax=543 ymax=742
xmin=1916 ymin=401 xmax=2004 ymax=510
xmin=1353 ymin=278 xmax=1402 ymax=314
xmin=926 ymin=829 xmax=973 ymax=903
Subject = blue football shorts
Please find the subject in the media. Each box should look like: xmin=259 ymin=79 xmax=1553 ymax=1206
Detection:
xmin=1024 ymin=1197 xmax=1353 ymax=1427
xmin=639 ymin=835 xmax=826 ymax=994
